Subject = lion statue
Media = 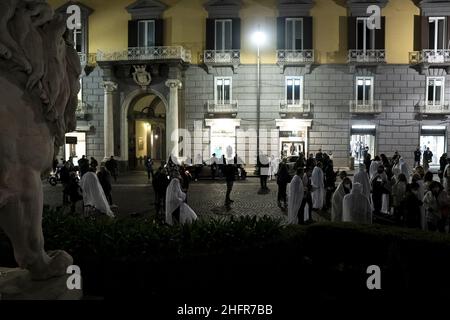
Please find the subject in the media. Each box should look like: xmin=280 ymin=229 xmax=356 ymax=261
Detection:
xmin=0 ymin=0 xmax=81 ymax=280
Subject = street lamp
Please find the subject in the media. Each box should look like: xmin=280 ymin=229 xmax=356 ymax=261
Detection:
xmin=252 ymin=27 xmax=266 ymax=159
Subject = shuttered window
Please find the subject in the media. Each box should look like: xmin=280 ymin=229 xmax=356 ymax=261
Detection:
xmin=215 ymin=77 xmax=232 ymax=104
xmin=215 ymin=19 xmax=232 ymax=50
xmin=356 ymin=77 xmax=374 ymax=106
xmin=138 ymin=20 xmax=155 ymax=47
xmin=285 ymin=18 xmax=303 ymax=50
xmin=429 ymin=17 xmax=446 ymax=50
xmin=286 ymin=76 xmax=303 ymax=105
xmin=427 ymin=77 xmax=445 ymax=106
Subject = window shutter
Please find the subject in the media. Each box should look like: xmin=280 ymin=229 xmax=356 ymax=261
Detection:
xmin=232 ymin=18 xmax=241 ymax=50
xmin=155 ymin=19 xmax=164 ymax=46
xmin=348 ymin=16 xmax=357 ymax=50
xmin=128 ymin=20 xmax=138 ymax=47
xmin=421 ymin=15 xmax=429 ymax=50
xmin=413 ymin=15 xmax=422 ymax=51
xmin=447 ymin=17 xmax=450 ymax=49
xmin=277 ymin=17 xmax=286 ymax=49
xmin=303 ymin=16 xmax=313 ymax=50
xmin=206 ymin=18 xmax=215 ymax=50
xmin=375 ymin=16 xmax=385 ymax=49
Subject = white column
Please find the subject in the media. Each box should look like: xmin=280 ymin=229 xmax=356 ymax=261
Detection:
xmin=103 ymin=81 xmax=118 ymax=161
xmin=165 ymin=79 xmax=182 ymax=161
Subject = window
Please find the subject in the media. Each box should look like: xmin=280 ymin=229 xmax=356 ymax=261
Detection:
xmin=429 ymin=17 xmax=446 ymax=50
xmin=285 ymin=76 xmax=303 ymax=105
xmin=215 ymin=19 xmax=232 ymax=50
xmin=356 ymin=77 xmax=374 ymax=105
xmin=285 ymin=18 xmax=303 ymax=50
xmin=427 ymin=77 xmax=445 ymax=106
xmin=215 ymin=77 xmax=232 ymax=104
xmin=78 ymin=79 xmax=83 ymax=105
xmin=73 ymin=27 xmax=82 ymax=53
xmin=138 ymin=20 xmax=155 ymax=47
xmin=356 ymin=18 xmax=375 ymax=52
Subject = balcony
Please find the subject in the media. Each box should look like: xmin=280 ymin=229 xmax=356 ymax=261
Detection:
xmin=78 ymin=53 xmax=97 ymax=66
xmin=415 ymin=101 xmax=450 ymax=115
xmin=276 ymin=50 xmax=314 ymax=73
xmin=76 ymin=100 xmax=88 ymax=120
xmin=203 ymin=50 xmax=240 ymax=73
xmin=279 ymin=100 xmax=311 ymax=118
xmin=409 ymin=50 xmax=450 ymax=74
xmin=348 ymin=50 xmax=386 ymax=64
xmin=349 ymin=100 xmax=382 ymax=114
xmin=96 ymin=46 xmax=192 ymax=64
xmin=206 ymin=100 xmax=238 ymax=117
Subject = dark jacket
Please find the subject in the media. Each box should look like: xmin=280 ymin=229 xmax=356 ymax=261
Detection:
xmin=223 ymin=164 xmax=236 ymax=182
xmin=277 ymin=164 xmax=290 ymax=185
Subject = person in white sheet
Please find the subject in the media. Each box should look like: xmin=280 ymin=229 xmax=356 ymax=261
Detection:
xmin=269 ymin=155 xmax=279 ymax=181
xmin=79 ymin=171 xmax=114 ymax=217
xmin=165 ymin=172 xmax=198 ymax=226
xmin=353 ymin=163 xmax=371 ymax=202
xmin=287 ymin=168 xmax=304 ymax=224
xmin=311 ymin=162 xmax=325 ymax=210
xmin=331 ymin=177 xmax=352 ymax=222
xmin=369 ymin=156 xmax=382 ymax=180
xmin=342 ymin=182 xmax=372 ymax=224
xmin=398 ymin=157 xmax=410 ymax=181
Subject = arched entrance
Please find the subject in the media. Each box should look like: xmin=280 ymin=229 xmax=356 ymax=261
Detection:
xmin=126 ymin=93 xmax=166 ymax=170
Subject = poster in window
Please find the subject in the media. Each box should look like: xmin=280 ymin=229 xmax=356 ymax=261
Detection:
xmin=138 ymin=137 xmax=144 ymax=150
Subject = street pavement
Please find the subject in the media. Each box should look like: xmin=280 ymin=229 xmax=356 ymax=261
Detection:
xmin=43 ymin=172 xmax=323 ymax=222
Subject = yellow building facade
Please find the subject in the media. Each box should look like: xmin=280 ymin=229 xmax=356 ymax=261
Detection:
xmin=51 ymin=0 xmax=450 ymax=170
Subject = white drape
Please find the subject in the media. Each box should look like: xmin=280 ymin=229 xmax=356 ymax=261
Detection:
xmin=353 ymin=166 xmax=371 ymax=201
xmin=399 ymin=158 xmax=410 ymax=180
xmin=80 ymin=172 xmax=114 ymax=217
xmin=369 ymin=161 xmax=381 ymax=180
xmin=342 ymin=183 xmax=372 ymax=224
xmin=311 ymin=166 xmax=324 ymax=209
xmin=287 ymin=175 xmax=304 ymax=224
xmin=165 ymin=178 xmax=198 ymax=225
xmin=331 ymin=182 xmax=346 ymax=222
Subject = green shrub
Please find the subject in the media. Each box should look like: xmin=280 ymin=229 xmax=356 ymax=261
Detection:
xmin=2 ymin=207 xmax=450 ymax=301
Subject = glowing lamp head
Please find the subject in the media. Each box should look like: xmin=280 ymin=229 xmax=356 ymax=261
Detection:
xmin=252 ymin=31 xmax=266 ymax=46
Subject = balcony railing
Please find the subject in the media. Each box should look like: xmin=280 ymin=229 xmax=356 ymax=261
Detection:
xmin=416 ymin=101 xmax=450 ymax=115
xmin=76 ymin=100 xmax=88 ymax=119
xmin=276 ymin=50 xmax=314 ymax=64
xmin=409 ymin=49 xmax=450 ymax=64
xmin=348 ymin=50 xmax=386 ymax=63
xmin=96 ymin=46 xmax=192 ymax=63
xmin=279 ymin=100 xmax=311 ymax=114
xmin=206 ymin=100 xmax=238 ymax=115
xmin=349 ymin=100 xmax=382 ymax=114
xmin=78 ymin=53 xmax=97 ymax=66
xmin=203 ymin=50 xmax=240 ymax=65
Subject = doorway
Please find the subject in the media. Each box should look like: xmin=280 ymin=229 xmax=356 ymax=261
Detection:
xmin=420 ymin=126 xmax=446 ymax=166
xmin=351 ymin=125 xmax=376 ymax=165
xmin=64 ymin=132 xmax=86 ymax=164
xmin=128 ymin=94 xmax=166 ymax=170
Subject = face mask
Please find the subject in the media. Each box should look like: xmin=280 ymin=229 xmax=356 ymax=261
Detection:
xmin=411 ymin=190 xmax=418 ymax=196
xmin=344 ymin=184 xmax=351 ymax=189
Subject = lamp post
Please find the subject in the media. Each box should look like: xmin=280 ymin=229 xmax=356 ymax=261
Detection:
xmin=252 ymin=28 xmax=266 ymax=159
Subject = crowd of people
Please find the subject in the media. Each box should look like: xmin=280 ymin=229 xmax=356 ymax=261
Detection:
xmin=274 ymin=146 xmax=450 ymax=233
xmin=52 ymin=145 xmax=450 ymax=234
xmin=54 ymin=155 xmax=117 ymax=217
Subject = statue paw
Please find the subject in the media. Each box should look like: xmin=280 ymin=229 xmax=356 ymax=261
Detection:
xmin=30 ymin=250 xmax=73 ymax=281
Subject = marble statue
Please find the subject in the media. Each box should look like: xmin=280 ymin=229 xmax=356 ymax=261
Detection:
xmin=0 ymin=0 xmax=81 ymax=280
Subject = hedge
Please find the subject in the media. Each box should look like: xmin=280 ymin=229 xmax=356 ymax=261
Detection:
xmin=1 ymin=206 xmax=450 ymax=303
